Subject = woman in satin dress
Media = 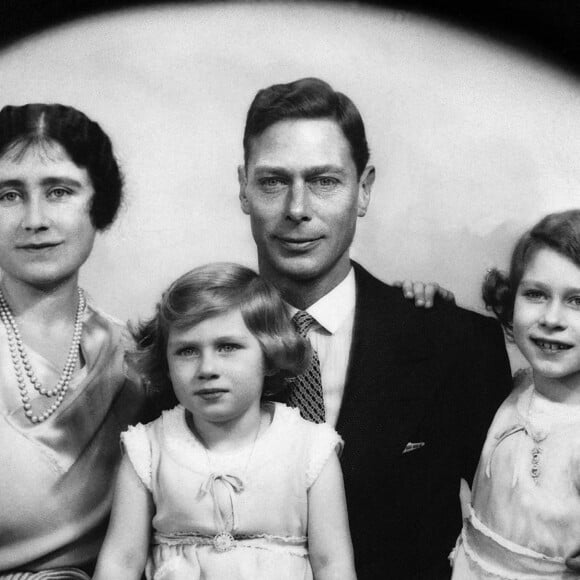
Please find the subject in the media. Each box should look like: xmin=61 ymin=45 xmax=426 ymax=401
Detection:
xmin=0 ymin=104 xmax=147 ymax=578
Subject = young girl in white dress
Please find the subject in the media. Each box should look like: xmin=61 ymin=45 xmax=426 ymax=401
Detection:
xmin=94 ymin=262 xmax=356 ymax=580
xmin=451 ymin=209 xmax=580 ymax=579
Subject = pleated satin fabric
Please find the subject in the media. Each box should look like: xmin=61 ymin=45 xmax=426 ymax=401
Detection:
xmin=0 ymin=302 xmax=146 ymax=572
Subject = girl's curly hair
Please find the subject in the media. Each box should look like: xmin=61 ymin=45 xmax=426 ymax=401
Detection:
xmin=482 ymin=209 xmax=580 ymax=339
xmin=127 ymin=262 xmax=310 ymax=413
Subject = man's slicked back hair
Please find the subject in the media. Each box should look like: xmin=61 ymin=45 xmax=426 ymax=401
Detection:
xmin=243 ymin=77 xmax=370 ymax=177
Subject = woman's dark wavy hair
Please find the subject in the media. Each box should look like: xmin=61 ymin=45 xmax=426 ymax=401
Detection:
xmin=482 ymin=209 xmax=580 ymax=340
xmin=243 ymin=77 xmax=370 ymax=177
xmin=0 ymin=103 xmax=123 ymax=230
xmin=128 ymin=262 xmax=311 ymax=411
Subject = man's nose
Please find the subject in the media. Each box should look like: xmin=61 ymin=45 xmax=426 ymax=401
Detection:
xmin=285 ymin=182 xmax=312 ymax=222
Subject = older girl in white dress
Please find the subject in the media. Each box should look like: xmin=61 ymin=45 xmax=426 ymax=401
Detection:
xmin=451 ymin=209 xmax=580 ymax=579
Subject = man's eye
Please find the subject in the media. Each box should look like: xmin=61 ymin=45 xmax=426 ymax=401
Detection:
xmin=259 ymin=178 xmax=286 ymax=191
xmin=313 ymin=177 xmax=337 ymax=187
xmin=0 ymin=190 xmax=21 ymax=203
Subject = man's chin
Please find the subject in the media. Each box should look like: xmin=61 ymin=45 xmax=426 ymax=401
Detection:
xmin=265 ymin=255 xmax=323 ymax=282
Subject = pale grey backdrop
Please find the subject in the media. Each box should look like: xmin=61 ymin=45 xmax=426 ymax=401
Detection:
xmin=1 ymin=1 xmax=580 ymax=369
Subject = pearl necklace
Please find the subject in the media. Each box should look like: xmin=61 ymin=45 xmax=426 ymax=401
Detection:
xmin=0 ymin=287 xmax=86 ymax=424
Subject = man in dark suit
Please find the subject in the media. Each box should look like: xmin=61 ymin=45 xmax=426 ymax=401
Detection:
xmin=237 ymin=77 xmax=512 ymax=579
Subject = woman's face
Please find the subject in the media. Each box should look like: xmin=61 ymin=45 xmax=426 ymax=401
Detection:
xmin=0 ymin=141 xmax=97 ymax=290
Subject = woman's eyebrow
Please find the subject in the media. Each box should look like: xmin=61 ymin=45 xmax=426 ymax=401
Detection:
xmin=40 ymin=177 xmax=84 ymax=187
xmin=0 ymin=177 xmax=85 ymax=188
xmin=215 ymin=334 xmax=248 ymax=342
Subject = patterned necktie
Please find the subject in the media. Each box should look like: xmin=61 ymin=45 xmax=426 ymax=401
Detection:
xmin=286 ymin=311 xmax=326 ymax=423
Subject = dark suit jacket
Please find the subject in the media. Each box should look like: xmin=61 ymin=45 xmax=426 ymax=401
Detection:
xmin=335 ymin=262 xmax=512 ymax=579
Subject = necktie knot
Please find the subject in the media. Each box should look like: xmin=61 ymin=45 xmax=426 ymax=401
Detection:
xmin=292 ymin=311 xmax=317 ymax=337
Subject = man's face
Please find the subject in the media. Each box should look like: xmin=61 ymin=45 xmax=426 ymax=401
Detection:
xmin=239 ymin=118 xmax=374 ymax=294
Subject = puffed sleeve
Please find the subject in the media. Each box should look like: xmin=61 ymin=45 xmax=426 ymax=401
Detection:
xmin=305 ymin=423 xmax=344 ymax=489
xmin=121 ymin=423 xmax=153 ymax=491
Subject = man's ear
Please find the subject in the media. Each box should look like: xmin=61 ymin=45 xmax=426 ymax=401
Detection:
xmin=357 ymin=165 xmax=375 ymax=217
xmin=238 ymin=165 xmax=250 ymax=215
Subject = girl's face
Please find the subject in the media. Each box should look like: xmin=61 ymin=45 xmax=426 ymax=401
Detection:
xmin=166 ymin=307 xmax=266 ymax=426
xmin=513 ymin=247 xmax=580 ymax=388
xmin=0 ymin=141 xmax=97 ymax=291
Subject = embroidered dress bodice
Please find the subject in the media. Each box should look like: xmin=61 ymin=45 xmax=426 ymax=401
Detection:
xmin=451 ymin=369 xmax=580 ymax=579
xmin=122 ymin=403 xmax=342 ymax=580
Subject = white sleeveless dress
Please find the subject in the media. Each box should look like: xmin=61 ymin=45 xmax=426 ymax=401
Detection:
xmin=122 ymin=402 xmax=342 ymax=580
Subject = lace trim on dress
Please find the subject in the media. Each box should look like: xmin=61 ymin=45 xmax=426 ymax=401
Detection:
xmin=461 ymin=532 xmax=522 ymax=580
xmin=0 ymin=570 xmax=90 ymax=580
xmin=305 ymin=422 xmax=343 ymax=489
xmin=468 ymin=506 xmax=564 ymax=561
xmin=460 ymin=506 xmax=567 ymax=579
xmin=121 ymin=422 xmax=152 ymax=491
xmin=153 ymin=531 xmax=308 ymax=557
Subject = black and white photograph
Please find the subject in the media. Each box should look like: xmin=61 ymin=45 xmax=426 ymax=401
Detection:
xmin=0 ymin=1 xmax=579 ymax=578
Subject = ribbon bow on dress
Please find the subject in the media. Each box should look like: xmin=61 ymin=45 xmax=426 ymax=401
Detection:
xmin=200 ymin=473 xmax=245 ymax=551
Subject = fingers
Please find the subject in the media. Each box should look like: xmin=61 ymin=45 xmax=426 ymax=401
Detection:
xmin=395 ymin=280 xmax=422 ymax=303
xmin=397 ymin=280 xmax=432 ymax=307
xmin=438 ymin=286 xmax=456 ymax=304
xmin=395 ymin=280 xmax=456 ymax=308
xmin=422 ymin=283 xmax=442 ymax=308
xmin=412 ymin=282 xmax=429 ymax=307
xmin=393 ymin=280 xmax=428 ymax=306
xmin=424 ymin=283 xmax=456 ymax=307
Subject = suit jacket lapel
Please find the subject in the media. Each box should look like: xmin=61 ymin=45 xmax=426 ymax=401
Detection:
xmin=337 ymin=262 xmax=444 ymax=462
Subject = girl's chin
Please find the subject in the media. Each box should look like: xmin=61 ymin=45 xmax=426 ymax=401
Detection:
xmin=532 ymin=365 xmax=580 ymax=382
xmin=189 ymin=408 xmax=237 ymax=424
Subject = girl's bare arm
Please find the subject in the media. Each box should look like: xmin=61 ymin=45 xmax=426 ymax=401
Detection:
xmin=93 ymin=455 xmax=153 ymax=579
xmin=308 ymin=453 xmax=357 ymax=580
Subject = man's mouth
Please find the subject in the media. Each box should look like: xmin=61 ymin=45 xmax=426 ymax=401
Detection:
xmin=276 ymin=236 xmax=322 ymax=248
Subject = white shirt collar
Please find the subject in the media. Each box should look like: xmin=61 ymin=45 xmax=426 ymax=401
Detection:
xmin=286 ymin=268 xmax=356 ymax=334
